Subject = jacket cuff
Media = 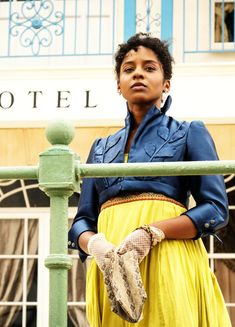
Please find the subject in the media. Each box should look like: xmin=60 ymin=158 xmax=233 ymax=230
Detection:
xmin=68 ymin=218 xmax=97 ymax=258
xmin=184 ymin=203 xmax=226 ymax=239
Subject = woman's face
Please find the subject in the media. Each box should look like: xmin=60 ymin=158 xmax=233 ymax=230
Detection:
xmin=118 ymin=46 xmax=170 ymax=110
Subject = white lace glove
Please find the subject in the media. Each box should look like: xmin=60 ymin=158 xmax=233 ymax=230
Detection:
xmin=87 ymin=233 xmax=115 ymax=272
xmin=116 ymin=225 xmax=165 ymax=263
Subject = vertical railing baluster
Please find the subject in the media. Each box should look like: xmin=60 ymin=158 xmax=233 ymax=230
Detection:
xmin=196 ymin=0 xmax=199 ymax=51
xmin=39 ymin=120 xmax=80 ymax=327
xmin=222 ymin=0 xmax=225 ymax=50
xmin=146 ymin=0 xmax=150 ymax=32
xmin=234 ymin=0 xmax=235 ymax=48
xmin=183 ymin=0 xmax=186 ymax=62
xmin=62 ymin=0 xmax=66 ymax=55
xmin=86 ymin=0 xmax=90 ymax=54
xmin=112 ymin=0 xmax=116 ymax=57
xmin=99 ymin=0 xmax=102 ymax=53
xmin=74 ymin=0 xmax=78 ymax=54
xmin=7 ymin=0 xmax=12 ymax=56
xmin=209 ymin=0 xmax=212 ymax=51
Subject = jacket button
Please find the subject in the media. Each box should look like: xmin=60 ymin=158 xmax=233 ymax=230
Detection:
xmin=72 ymin=242 xmax=75 ymax=248
xmin=204 ymin=223 xmax=210 ymax=228
xmin=210 ymin=220 xmax=215 ymax=225
xmin=68 ymin=240 xmax=71 ymax=246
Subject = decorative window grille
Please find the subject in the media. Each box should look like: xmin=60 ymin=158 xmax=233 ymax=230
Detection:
xmin=135 ymin=0 xmax=162 ymax=38
xmin=0 ymin=0 xmax=119 ymax=67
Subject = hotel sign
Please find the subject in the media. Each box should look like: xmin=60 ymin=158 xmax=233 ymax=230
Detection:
xmin=0 ymin=79 xmax=126 ymax=126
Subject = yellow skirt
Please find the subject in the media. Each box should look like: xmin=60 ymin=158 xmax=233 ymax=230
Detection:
xmin=86 ymin=193 xmax=231 ymax=327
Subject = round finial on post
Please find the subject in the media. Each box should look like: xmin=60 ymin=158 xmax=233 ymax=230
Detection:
xmin=45 ymin=120 xmax=75 ymax=145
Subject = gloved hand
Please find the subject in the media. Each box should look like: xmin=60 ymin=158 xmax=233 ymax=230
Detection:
xmin=116 ymin=225 xmax=165 ymax=263
xmin=87 ymin=233 xmax=115 ymax=272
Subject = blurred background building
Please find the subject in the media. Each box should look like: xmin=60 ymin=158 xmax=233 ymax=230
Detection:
xmin=0 ymin=0 xmax=234 ymax=326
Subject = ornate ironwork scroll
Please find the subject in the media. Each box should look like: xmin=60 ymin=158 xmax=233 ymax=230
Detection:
xmin=10 ymin=0 xmax=64 ymax=55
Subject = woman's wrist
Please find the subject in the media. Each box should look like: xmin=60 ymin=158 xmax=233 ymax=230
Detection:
xmin=78 ymin=231 xmax=96 ymax=254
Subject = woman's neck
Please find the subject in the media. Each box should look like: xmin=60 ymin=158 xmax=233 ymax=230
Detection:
xmin=128 ymin=100 xmax=161 ymax=126
xmin=129 ymin=105 xmax=149 ymax=126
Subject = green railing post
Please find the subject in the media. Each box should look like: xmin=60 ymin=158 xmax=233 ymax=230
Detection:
xmin=38 ymin=120 xmax=80 ymax=327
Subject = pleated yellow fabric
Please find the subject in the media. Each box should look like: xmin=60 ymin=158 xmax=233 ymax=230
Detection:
xmin=86 ymin=194 xmax=232 ymax=327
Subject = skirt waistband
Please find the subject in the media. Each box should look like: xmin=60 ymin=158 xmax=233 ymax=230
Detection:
xmin=101 ymin=192 xmax=186 ymax=211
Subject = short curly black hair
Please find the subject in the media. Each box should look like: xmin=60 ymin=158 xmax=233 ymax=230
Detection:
xmin=114 ymin=33 xmax=174 ymax=81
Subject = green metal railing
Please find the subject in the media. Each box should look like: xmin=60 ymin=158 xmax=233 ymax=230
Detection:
xmin=0 ymin=120 xmax=235 ymax=327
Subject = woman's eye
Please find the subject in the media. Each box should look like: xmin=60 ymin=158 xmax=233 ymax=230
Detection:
xmin=146 ymin=66 xmax=156 ymax=72
xmin=124 ymin=67 xmax=133 ymax=73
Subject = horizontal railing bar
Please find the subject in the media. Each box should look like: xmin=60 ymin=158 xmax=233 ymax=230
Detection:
xmin=0 ymin=53 xmax=114 ymax=59
xmin=77 ymin=160 xmax=235 ymax=178
xmin=0 ymin=254 xmax=38 ymax=259
xmin=185 ymin=50 xmax=235 ymax=54
xmin=1 ymin=161 xmax=235 ymax=180
xmin=0 ymin=302 xmax=37 ymax=306
xmin=67 ymin=302 xmax=86 ymax=307
xmin=208 ymin=253 xmax=235 ymax=259
xmin=0 ymin=166 xmax=38 ymax=180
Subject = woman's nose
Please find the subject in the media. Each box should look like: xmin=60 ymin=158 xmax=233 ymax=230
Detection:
xmin=133 ymin=67 xmax=144 ymax=78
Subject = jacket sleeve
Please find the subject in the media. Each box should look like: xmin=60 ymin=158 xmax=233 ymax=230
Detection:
xmin=68 ymin=139 xmax=100 ymax=260
xmin=184 ymin=121 xmax=229 ymax=238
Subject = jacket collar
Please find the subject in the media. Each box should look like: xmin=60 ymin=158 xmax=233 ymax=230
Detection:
xmin=124 ymin=95 xmax=172 ymax=129
xmin=161 ymin=95 xmax=172 ymax=114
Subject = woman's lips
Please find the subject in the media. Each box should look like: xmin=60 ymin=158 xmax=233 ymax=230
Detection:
xmin=131 ymin=83 xmax=146 ymax=90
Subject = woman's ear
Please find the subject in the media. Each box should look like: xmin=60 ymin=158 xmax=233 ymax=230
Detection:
xmin=164 ymin=80 xmax=171 ymax=93
xmin=117 ymin=81 xmax=121 ymax=95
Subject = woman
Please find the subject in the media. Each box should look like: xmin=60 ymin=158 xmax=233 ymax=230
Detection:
xmin=68 ymin=33 xmax=231 ymax=327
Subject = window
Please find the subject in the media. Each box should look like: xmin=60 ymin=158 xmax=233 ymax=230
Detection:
xmin=0 ymin=179 xmax=86 ymax=327
xmin=212 ymin=0 xmax=235 ymax=49
xmin=0 ymin=213 xmax=49 ymax=327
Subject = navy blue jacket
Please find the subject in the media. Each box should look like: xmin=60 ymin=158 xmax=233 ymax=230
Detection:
xmin=68 ymin=97 xmax=228 ymax=259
